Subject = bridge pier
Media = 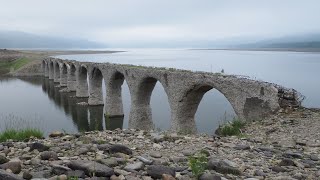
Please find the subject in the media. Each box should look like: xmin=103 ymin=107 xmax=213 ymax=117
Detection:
xmin=53 ymin=62 xmax=60 ymax=83
xmin=88 ymin=67 xmax=104 ymax=105
xmin=167 ymin=84 xmax=215 ymax=134
xmin=48 ymin=61 xmax=54 ymax=80
xmin=44 ymin=62 xmax=49 ymax=77
xmin=67 ymin=64 xmax=77 ymax=91
xmin=76 ymin=66 xmax=89 ymax=97
xmin=104 ymin=71 xmax=125 ymax=117
xmin=128 ymin=77 xmax=157 ymax=130
xmin=60 ymin=63 xmax=68 ymax=87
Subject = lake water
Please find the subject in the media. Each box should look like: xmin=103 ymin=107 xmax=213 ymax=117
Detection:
xmin=1 ymin=49 xmax=320 ymax=135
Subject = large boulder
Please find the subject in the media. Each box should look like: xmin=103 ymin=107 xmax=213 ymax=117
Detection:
xmin=0 ymin=155 xmax=9 ymax=164
xmin=0 ymin=161 xmax=22 ymax=174
xmin=29 ymin=142 xmax=49 ymax=152
xmin=67 ymin=160 xmax=114 ymax=177
xmin=0 ymin=169 xmax=24 ymax=180
xmin=40 ymin=151 xmax=58 ymax=160
xmin=147 ymin=165 xmax=175 ymax=179
xmin=109 ymin=144 xmax=132 ymax=155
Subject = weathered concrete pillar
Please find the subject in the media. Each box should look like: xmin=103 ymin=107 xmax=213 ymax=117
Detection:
xmin=59 ymin=63 xmax=68 ymax=87
xmin=53 ymin=62 xmax=60 ymax=83
xmin=44 ymin=62 xmax=49 ymax=77
xmin=48 ymin=61 xmax=54 ymax=80
xmin=104 ymin=72 xmax=124 ymax=116
xmin=67 ymin=64 xmax=77 ymax=91
xmin=42 ymin=61 xmax=46 ymax=76
xmin=128 ymin=77 xmax=157 ymax=131
xmin=169 ymin=100 xmax=198 ymax=134
xmin=76 ymin=65 xmax=89 ymax=97
xmin=88 ymin=67 xmax=104 ymax=105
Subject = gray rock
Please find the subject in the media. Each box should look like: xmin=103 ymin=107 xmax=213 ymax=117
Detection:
xmin=151 ymin=133 xmax=164 ymax=143
xmin=22 ymin=171 xmax=32 ymax=180
xmin=254 ymin=169 xmax=267 ymax=177
xmin=40 ymin=151 xmax=58 ymax=160
xmin=136 ymin=156 xmax=153 ymax=165
xmin=98 ymin=158 xmax=118 ymax=167
xmin=68 ymin=160 xmax=114 ymax=177
xmin=0 ymin=169 xmax=24 ymax=180
xmin=207 ymin=159 xmax=241 ymax=175
xmin=109 ymin=144 xmax=132 ymax=155
xmin=0 ymin=161 xmax=21 ymax=174
xmin=76 ymin=147 xmax=89 ymax=155
xmin=234 ymin=144 xmax=250 ymax=150
xmin=182 ymin=149 xmax=196 ymax=156
xmin=0 ymin=145 xmax=4 ymax=151
xmin=30 ymin=158 xmax=41 ymax=165
xmin=66 ymin=170 xmax=85 ymax=178
xmin=2 ymin=142 xmax=13 ymax=148
xmin=30 ymin=170 xmax=51 ymax=178
xmin=310 ymin=154 xmax=319 ymax=161
xmin=174 ymin=166 xmax=188 ymax=172
xmin=270 ymin=166 xmax=287 ymax=173
xmin=147 ymin=165 xmax=175 ymax=179
xmin=0 ymin=154 xmax=9 ymax=164
xmin=49 ymin=131 xmax=64 ymax=138
xmin=125 ymin=175 xmax=141 ymax=180
xmin=124 ymin=162 xmax=144 ymax=171
xmin=279 ymin=158 xmax=295 ymax=166
xmin=52 ymin=164 xmax=72 ymax=175
xmin=283 ymin=152 xmax=303 ymax=159
xmin=199 ymin=173 xmax=222 ymax=180
xmin=150 ymin=151 xmax=162 ymax=158
xmin=97 ymin=144 xmax=110 ymax=151
xmin=29 ymin=142 xmax=49 ymax=152
xmin=300 ymin=159 xmax=316 ymax=168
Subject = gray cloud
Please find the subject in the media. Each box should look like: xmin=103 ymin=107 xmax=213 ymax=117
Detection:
xmin=1 ymin=0 xmax=319 ymax=46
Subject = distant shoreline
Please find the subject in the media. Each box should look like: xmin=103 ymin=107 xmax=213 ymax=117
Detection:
xmin=17 ymin=49 xmax=125 ymax=56
xmin=189 ymin=48 xmax=320 ymax=53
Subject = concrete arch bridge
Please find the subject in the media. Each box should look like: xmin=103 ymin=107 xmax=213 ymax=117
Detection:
xmin=41 ymin=58 xmax=302 ymax=134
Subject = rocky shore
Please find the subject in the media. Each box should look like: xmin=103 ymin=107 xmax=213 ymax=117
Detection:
xmin=1 ymin=108 xmax=320 ymax=180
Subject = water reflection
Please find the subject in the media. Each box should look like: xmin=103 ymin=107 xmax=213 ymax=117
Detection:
xmin=22 ymin=77 xmax=124 ymax=132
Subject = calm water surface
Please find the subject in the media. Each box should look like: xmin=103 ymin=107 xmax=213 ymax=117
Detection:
xmin=1 ymin=49 xmax=319 ymax=135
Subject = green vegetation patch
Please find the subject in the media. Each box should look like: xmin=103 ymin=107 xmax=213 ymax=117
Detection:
xmin=188 ymin=151 xmax=209 ymax=178
xmin=0 ymin=128 xmax=43 ymax=142
xmin=0 ymin=57 xmax=30 ymax=75
xmin=218 ymin=119 xmax=246 ymax=136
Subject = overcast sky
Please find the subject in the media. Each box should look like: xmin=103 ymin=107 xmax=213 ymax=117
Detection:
xmin=0 ymin=0 xmax=319 ymax=46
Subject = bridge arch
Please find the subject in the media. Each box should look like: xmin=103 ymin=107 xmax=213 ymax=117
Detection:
xmin=170 ymin=83 xmax=238 ymax=134
xmin=42 ymin=60 xmax=49 ymax=77
xmin=60 ymin=63 xmax=68 ymax=87
xmin=53 ymin=61 xmax=60 ymax=83
xmin=88 ymin=67 xmax=104 ymax=105
xmin=67 ymin=63 xmax=77 ymax=91
xmin=129 ymin=76 xmax=170 ymax=130
xmin=48 ymin=61 xmax=54 ymax=80
xmin=105 ymin=71 xmax=126 ymax=116
xmin=76 ymin=65 xmax=89 ymax=97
